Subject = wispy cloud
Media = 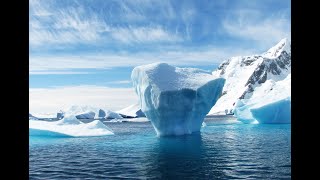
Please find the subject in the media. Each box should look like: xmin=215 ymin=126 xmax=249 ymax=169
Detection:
xmin=111 ymin=26 xmax=182 ymax=44
xmin=29 ymin=85 xmax=138 ymax=114
xmin=29 ymin=0 xmax=291 ymax=70
xmin=29 ymin=46 xmax=258 ymax=72
xmin=29 ymin=0 xmax=183 ymax=47
xmin=222 ymin=9 xmax=291 ymax=47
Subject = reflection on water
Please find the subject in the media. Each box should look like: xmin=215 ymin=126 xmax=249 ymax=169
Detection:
xmin=144 ymin=134 xmax=219 ymax=179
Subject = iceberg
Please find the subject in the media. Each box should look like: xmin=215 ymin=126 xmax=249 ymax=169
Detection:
xmin=29 ymin=115 xmax=114 ymax=137
xmin=105 ymin=110 xmax=123 ymax=119
xmin=234 ymin=74 xmax=291 ymax=124
xmin=64 ymin=105 xmax=122 ymax=120
xmin=131 ymin=63 xmax=225 ymax=136
xmin=98 ymin=109 xmax=106 ymax=118
xmin=75 ymin=111 xmax=95 ymax=119
xmin=117 ymin=103 xmax=146 ymax=118
xmin=251 ymin=97 xmax=291 ymax=124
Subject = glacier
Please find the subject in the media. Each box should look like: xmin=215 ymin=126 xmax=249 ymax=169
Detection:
xmin=131 ymin=62 xmax=225 ymax=136
xmin=29 ymin=115 xmax=114 ymax=137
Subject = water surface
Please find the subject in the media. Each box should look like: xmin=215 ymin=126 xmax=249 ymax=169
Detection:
xmin=30 ymin=120 xmax=291 ymax=179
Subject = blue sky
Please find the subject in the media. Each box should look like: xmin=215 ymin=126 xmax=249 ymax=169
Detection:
xmin=29 ymin=0 xmax=291 ymax=113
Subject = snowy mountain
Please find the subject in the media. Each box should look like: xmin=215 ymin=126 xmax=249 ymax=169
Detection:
xmin=209 ymin=38 xmax=291 ymax=115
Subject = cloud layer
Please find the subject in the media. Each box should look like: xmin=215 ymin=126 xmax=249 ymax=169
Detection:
xmin=30 ymin=0 xmax=291 ymax=58
xmin=29 ymin=85 xmax=138 ymax=113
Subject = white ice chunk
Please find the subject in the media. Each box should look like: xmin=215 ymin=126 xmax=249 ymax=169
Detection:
xmin=116 ymin=103 xmax=146 ymax=118
xmin=29 ymin=116 xmax=114 ymax=137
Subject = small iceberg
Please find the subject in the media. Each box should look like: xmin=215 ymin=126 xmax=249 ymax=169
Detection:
xmin=29 ymin=116 xmax=114 ymax=137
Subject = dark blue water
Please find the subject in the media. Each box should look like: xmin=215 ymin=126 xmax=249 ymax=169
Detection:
xmin=29 ymin=121 xmax=291 ymax=179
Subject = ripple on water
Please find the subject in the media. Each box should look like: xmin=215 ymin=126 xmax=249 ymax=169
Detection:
xmin=30 ymin=121 xmax=291 ymax=179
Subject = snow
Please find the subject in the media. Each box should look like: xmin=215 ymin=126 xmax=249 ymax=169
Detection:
xmin=29 ymin=116 xmax=114 ymax=137
xmin=208 ymin=38 xmax=291 ymax=115
xmin=234 ymin=74 xmax=291 ymax=124
xmin=209 ymin=55 xmax=264 ymax=114
xmin=263 ymin=38 xmax=291 ymax=59
xmin=132 ymin=62 xmax=225 ymax=136
xmin=116 ymin=103 xmax=146 ymax=118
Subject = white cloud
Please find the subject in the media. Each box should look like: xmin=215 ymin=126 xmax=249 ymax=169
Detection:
xmin=222 ymin=10 xmax=291 ymax=47
xmin=29 ymin=1 xmax=182 ymax=47
xmin=30 ymin=4 xmax=110 ymax=46
xmin=29 ymin=46 xmax=258 ymax=72
xmin=111 ymin=26 xmax=182 ymax=44
xmin=29 ymin=85 xmax=138 ymax=114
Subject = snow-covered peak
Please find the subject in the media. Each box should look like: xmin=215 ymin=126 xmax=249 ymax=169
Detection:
xmin=263 ymin=38 xmax=291 ymax=59
xmin=208 ymin=38 xmax=291 ymax=115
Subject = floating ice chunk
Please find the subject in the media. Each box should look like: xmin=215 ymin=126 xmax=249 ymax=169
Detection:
xmin=131 ymin=63 xmax=225 ymax=136
xmin=29 ymin=117 xmax=114 ymax=137
xmin=251 ymin=97 xmax=291 ymax=124
xmin=75 ymin=111 xmax=95 ymax=119
xmin=117 ymin=103 xmax=146 ymax=118
xmin=98 ymin=109 xmax=106 ymax=118
xmin=105 ymin=110 xmax=123 ymax=119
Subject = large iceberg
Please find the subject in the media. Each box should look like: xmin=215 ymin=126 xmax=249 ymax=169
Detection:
xmin=29 ymin=115 xmax=114 ymax=137
xmin=131 ymin=63 xmax=225 ymax=136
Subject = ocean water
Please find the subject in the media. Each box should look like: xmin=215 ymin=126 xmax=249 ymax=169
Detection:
xmin=29 ymin=119 xmax=291 ymax=179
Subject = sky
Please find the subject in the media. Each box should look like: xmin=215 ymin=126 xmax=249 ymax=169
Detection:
xmin=29 ymin=0 xmax=291 ymax=113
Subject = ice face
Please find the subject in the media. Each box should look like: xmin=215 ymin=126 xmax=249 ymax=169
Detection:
xmin=251 ymin=98 xmax=291 ymax=124
xmin=98 ymin=109 xmax=106 ymax=118
xmin=131 ymin=63 xmax=225 ymax=136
